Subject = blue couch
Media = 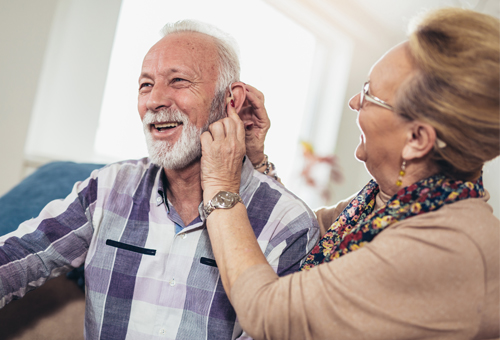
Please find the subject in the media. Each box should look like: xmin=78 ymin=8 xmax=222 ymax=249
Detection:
xmin=0 ymin=161 xmax=104 ymax=235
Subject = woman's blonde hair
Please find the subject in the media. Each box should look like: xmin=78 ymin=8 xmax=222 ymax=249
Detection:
xmin=396 ymin=8 xmax=499 ymax=181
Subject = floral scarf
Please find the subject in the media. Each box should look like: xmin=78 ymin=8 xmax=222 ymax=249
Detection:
xmin=300 ymin=174 xmax=484 ymax=271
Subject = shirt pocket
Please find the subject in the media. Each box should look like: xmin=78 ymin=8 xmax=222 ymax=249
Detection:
xmin=105 ymin=239 xmax=156 ymax=256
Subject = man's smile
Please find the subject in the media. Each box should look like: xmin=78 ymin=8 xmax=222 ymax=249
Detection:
xmin=150 ymin=121 xmax=184 ymax=141
xmin=153 ymin=122 xmax=183 ymax=132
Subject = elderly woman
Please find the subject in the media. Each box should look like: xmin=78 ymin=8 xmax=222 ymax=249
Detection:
xmin=200 ymin=8 xmax=499 ymax=340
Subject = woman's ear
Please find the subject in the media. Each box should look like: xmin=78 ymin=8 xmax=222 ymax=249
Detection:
xmin=226 ymin=82 xmax=246 ymax=114
xmin=402 ymin=121 xmax=437 ymax=161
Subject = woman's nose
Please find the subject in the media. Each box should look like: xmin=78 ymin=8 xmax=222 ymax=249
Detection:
xmin=348 ymin=93 xmax=361 ymax=112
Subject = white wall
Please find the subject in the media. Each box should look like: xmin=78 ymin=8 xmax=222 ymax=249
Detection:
xmin=0 ymin=0 xmax=122 ymax=196
xmin=0 ymin=0 xmax=59 ymax=195
xmin=25 ymin=0 xmax=122 ymax=163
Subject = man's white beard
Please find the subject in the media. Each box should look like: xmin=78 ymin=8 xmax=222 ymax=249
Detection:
xmin=143 ymin=92 xmax=225 ymax=170
xmin=143 ymin=109 xmax=202 ymax=169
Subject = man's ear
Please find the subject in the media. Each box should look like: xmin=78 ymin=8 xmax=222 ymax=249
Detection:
xmin=401 ymin=121 xmax=437 ymax=161
xmin=226 ymin=82 xmax=246 ymax=113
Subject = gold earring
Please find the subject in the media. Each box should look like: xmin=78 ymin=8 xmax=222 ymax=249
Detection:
xmin=396 ymin=160 xmax=406 ymax=187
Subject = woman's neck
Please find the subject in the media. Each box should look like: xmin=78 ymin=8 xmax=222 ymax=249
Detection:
xmin=375 ymin=189 xmax=391 ymax=211
xmin=379 ymin=158 xmax=439 ymax=197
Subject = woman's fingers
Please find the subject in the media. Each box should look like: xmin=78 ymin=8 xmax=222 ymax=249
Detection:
xmin=208 ymin=120 xmax=226 ymax=139
xmin=206 ymin=103 xmax=244 ymax=141
xmin=242 ymin=88 xmax=269 ymax=129
xmin=245 ymin=84 xmax=265 ymax=103
xmin=201 ymin=102 xmax=246 ymax=198
xmin=235 ymin=83 xmax=270 ymax=166
xmin=226 ymin=101 xmax=246 ymax=142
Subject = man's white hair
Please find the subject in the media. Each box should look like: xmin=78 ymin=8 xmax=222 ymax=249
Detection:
xmin=160 ymin=20 xmax=240 ymax=95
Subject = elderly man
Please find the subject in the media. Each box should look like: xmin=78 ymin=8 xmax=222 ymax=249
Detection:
xmin=0 ymin=20 xmax=319 ymax=339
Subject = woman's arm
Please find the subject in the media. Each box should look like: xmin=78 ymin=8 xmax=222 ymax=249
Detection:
xmin=201 ymin=113 xmax=487 ymax=340
xmin=200 ymin=103 xmax=269 ymax=296
xmin=229 ymin=208 xmax=488 ymax=340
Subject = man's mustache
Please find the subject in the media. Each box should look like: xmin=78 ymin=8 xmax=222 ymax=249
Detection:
xmin=142 ymin=108 xmax=189 ymax=126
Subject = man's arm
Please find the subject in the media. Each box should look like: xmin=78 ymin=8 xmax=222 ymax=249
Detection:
xmin=0 ymin=175 xmax=97 ymax=308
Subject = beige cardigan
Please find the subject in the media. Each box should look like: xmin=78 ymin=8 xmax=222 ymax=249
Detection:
xmin=231 ymin=193 xmax=499 ymax=340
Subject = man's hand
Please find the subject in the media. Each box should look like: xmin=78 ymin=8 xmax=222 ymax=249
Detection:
xmin=238 ymin=84 xmax=270 ymax=167
xmin=201 ymin=101 xmax=246 ymax=202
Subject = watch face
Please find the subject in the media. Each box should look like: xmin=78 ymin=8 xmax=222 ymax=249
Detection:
xmin=213 ymin=191 xmax=236 ymax=208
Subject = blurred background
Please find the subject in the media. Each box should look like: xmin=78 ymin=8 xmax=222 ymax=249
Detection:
xmin=0 ymin=0 xmax=498 ymax=216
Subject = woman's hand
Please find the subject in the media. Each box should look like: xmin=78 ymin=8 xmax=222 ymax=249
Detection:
xmin=201 ymin=101 xmax=246 ymax=201
xmin=238 ymin=84 xmax=270 ymax=167
xmin=201 ymin=101 xmax=268 ymax=299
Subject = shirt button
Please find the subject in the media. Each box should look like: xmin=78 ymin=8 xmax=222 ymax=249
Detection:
xmin=181 ymin=233 xmax=187 ymax=239
xmin=159 ymin=328 xmax=166 ymax=335
xmin=156 ymin=197 xmax=163 ymax=204
xmin=169 ymin=278 xmax=175 ymax=286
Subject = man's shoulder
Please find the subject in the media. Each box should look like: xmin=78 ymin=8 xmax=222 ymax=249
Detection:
xmin=92 ymin=157 xmax=160 ymax=186
xmin=96 ymin=157 xmax=155 ymax=175
xmin=244 ymin=170 xmax=318 ymax=227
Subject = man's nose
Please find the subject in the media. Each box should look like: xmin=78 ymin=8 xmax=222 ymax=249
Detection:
xmin=146 ymin=83 xmax=173 ymax=112
xmin=348 ymin=93 xmax=361 ymax=112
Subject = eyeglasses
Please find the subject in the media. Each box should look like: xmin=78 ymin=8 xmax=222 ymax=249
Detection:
xmin=358 ymin=81 xmax=447 ymax=149
xmin=360 ymin=81 xmax=394 ymax=111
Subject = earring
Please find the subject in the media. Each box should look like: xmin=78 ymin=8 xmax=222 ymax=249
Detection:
xmin=396 ymin=160 xmax=406 ymax=187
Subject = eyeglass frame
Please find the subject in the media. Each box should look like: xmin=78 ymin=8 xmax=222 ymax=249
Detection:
xmin=360 ymin=81 xmax=394 ymax=111
xmin=358 ymin=81 xmax=447 ymax=149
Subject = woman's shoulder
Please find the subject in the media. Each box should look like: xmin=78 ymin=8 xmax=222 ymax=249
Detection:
xmin=314 ymin=194 xmax=355 ymax=236
xmin=402 ymin=194 xmax=498 ymax=232
xmin=400 ymin=194 xmax=499 ymax=253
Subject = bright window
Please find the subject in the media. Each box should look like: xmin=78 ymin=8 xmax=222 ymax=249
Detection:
xmin=94 ymin=0 xmax=316 ymax=185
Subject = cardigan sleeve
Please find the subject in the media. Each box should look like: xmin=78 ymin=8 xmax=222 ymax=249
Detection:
xmin=231 ymin=205 xmax=493 ymax=340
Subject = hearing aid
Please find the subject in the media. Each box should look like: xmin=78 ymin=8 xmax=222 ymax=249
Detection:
xmin=226 ymin=84 xmax=235 ymax=115
xmin=227 ymin=84 xmax=234 ymax=102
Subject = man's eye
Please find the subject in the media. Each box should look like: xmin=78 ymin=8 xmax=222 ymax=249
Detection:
xmin=172 ymin=78 xmax=186 ymax=83
xmin=139 ymin=83 xmax=152 ymax=90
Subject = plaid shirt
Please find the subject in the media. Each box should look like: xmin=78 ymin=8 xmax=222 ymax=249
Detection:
xmin=0 ymin=157 xmax=319 ymax=339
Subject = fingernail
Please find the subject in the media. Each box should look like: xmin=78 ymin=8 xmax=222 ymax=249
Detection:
xmin=230 ymin=100 xmax=235 ymax=107
xmin=246 ymin=89 xmax=249 ymax=92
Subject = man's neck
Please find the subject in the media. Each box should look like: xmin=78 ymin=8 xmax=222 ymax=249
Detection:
xmin=164 ymin=161 xmax=203 ymax=226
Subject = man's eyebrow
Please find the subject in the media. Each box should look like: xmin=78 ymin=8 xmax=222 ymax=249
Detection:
xmin=139 ymin=68 xmax=189 ymax=80
xmin=139 ymin=71 xmax=153 ymax=80
xmin=165 ymin=67 xmax=194 ymax=77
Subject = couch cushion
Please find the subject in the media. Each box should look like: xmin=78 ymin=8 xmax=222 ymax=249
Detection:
xmin=0 ymin=161 xmax=104 ymax=236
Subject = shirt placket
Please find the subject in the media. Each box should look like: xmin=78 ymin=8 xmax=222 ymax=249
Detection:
xmin=152 ymin=194 xmax=205 ymax=338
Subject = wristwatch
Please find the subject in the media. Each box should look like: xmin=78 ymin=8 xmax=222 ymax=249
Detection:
xmin=203 ymin=191 xmax=242 ymax=218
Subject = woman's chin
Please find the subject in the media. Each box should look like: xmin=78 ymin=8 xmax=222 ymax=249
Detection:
xmin=355 ymin=145 xmax=367 ymax=162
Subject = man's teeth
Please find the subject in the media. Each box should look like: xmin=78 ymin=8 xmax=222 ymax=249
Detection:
xmin=154 ymin=122 xmax=181 ymax=129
